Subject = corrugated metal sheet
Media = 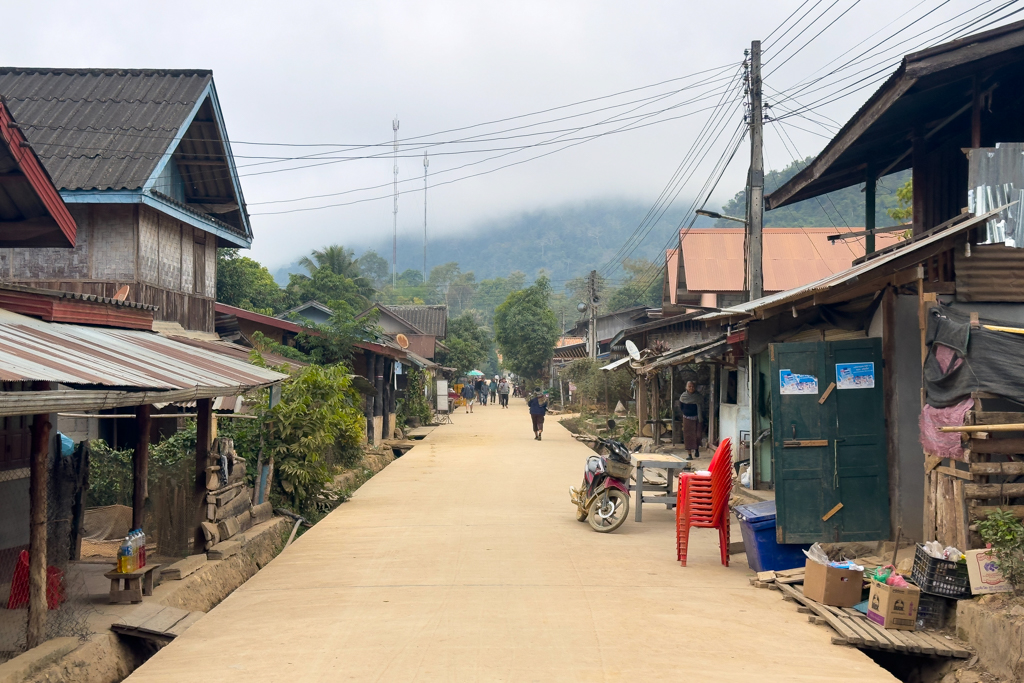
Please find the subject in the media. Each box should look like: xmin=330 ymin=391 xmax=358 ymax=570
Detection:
xmin=0 ymin=69 xmax=210 ymax=192
xmin=0 ymin=307 xmax=284 ymax=390
xmin=679 ymin=228 xmax=903 ymax=292
xmin=381 ymin=305 xmax=448 ymax=338
xmin=955 ymin=243 xmax=1024 ymax=301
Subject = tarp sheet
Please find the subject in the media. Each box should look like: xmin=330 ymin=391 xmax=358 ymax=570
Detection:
xmin=924 ymin=305 xmax=1024 ymax=407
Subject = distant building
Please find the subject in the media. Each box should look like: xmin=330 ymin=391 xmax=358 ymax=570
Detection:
xmin=0 ymin=68 xmax=252 ymax=332
xmin=279 ymin=300 xmax=333 ymax=325
xmin=357 ymin=303 xmax=448 ymax=360
xmin=662 ymin=227 xmax=901 ymax=315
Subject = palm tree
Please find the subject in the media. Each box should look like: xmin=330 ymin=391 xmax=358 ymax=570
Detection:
xmin=299 ymin=245 xmax=360 ymax=278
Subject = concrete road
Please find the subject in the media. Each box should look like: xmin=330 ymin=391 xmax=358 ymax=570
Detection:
xmin=127 ymin=399 xmax=895 ymax=682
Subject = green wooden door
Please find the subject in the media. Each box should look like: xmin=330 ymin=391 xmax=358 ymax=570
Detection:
xmin=770 ymin=339 xmax=890 ymax=543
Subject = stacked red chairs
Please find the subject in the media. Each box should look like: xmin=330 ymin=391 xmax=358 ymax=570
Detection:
xmin=675 ymin=438 xmax=733 ymax=567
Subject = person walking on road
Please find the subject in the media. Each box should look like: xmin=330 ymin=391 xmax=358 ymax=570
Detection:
xmin=490 ymin=376 xmax=499 ymax=404
xmin=527 ymin=387 xmax=549 ymax=440
xmin=498 ymin=378 xmax=510 ymax=408
xmin=461 ymin=382 xmax=476 ymax=414
xmin=475 ymin=377 xmax=487 ymax=406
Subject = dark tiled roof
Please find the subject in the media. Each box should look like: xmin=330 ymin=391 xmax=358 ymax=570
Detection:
xmin=385 ymin=305 xmax=448 ymax=338
xmin=0 ymin=69 xmax=211 ymax=191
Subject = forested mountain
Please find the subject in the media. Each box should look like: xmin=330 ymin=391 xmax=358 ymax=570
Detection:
xmin=273 ymin=201 xmax=684 ymax=287
xmin=717 ymin=157 xmax=911 ymax=228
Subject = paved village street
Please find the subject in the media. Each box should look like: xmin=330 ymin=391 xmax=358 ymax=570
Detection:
xmin=127 ymin=400 xmax=896 ymax=682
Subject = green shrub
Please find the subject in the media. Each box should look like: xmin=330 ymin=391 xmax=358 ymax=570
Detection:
xmin=977 ymin=508 xmax=1024 ymax=592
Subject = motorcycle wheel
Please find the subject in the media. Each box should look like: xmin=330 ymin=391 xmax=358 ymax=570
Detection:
xmin=587 ymin=489 xmax=629 ymax=533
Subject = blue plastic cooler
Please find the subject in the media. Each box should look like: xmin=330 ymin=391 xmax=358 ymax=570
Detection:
xmin=733 ymin=500 xmax=810 ymax=572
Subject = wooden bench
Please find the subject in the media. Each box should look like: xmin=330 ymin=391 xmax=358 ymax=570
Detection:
xmin=103 ymin=564 xmax=162 ymax=604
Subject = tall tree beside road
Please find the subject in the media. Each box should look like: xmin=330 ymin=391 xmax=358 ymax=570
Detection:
xmin=438 ymin=312 xmax=490 ymax=374
xmin=295 ymin=244 xmax=375 ymax=301
xmin=356 ymin=249 xmax=390 ymax=289
xmin=494 ymin=276 xmax=559 ymax=379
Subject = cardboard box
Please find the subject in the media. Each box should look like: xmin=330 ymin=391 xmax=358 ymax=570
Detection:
xmin=867 ymin=580 xmax=919 ymax=631
xmin=802 ymin=560 xmax=864 ymax=607
xmin=966 ymin=548 xmax=1013 ymax=594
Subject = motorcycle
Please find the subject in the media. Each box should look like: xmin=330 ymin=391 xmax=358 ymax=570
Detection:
xmin=569 ymin=420 xmax=636 ymax=533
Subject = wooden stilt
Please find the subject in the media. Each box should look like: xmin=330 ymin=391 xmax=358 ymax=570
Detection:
xmin=27 ymin=413 xmax=51 ymax=649
xmin=193 ymin=398 xmax=212 ymax=554
xmin=133 ymin=404 xmax=151 ymax=531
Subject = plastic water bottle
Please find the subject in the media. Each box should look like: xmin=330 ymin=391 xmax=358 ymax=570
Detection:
xmin=118 ymin=536 xmax=133 ymax=573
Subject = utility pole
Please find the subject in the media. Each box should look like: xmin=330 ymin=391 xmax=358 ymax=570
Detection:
xmin=588 ymin=270 xmax=598 ymax=360
xmin=392 ymin=117 xmax=399 ymax=288
xmin=746 ymin=41 xmax=764 ymax=302
xmin=423 ymin=151 xmax=429 ymax=283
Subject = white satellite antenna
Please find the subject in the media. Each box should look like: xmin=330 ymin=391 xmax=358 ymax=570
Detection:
xmin=625 ymin=339 xmax=641 ymax=361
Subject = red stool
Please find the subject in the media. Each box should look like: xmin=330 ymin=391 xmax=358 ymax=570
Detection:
xmin=676 ymin=439 xmax=733 ymax=567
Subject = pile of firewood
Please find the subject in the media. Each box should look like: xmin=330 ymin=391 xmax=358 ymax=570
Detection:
xmin=199 ymin=438 xmax=274 ymax=550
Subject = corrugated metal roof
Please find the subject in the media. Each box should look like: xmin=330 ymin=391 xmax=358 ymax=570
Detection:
xmin=678 ymin=227 xmax=903 ymax=292
xmin=0 ymin=69 xmax=211 ymax=192
xmin=0 ymin=307 xmax=285 ymax=390
xmin=698 ymin=207 xmax=1006 ymax=322
xmin=384 ymin=305 xmax=448 ymax=338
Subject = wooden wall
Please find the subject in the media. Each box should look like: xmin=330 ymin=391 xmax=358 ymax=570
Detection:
xmin=0 ymin=204 xmax=217 ymax=332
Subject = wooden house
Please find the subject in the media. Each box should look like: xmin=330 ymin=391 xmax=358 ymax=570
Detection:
xmin=0 ymin=69 xmax=252 ymax=332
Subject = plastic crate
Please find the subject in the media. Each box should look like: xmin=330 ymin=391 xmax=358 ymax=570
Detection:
xmin=915 ymin=590 xmax=953 ymax=630
xmin=733 ymin=501 xmax=810 ymax=573
xmin=911 ymin=544 xmax=970 ymax=598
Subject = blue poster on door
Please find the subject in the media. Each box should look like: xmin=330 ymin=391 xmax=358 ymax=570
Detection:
xmin=836 ymin=362 xmax=875 ymax=389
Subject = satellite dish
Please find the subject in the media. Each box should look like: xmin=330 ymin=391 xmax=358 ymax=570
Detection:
xmin=113 ymin=285 xmax=130 ymax=302
xmin=625 ymin=340 xmax=641 ymax=361
xmin=395 ymin=333 xmax=410 ymax=349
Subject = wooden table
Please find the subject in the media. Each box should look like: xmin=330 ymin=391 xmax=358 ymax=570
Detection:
xmin=630 ymin=453 xmax=691 ymax=522
xmin=104 ymin=564 xmax=162 ymax=604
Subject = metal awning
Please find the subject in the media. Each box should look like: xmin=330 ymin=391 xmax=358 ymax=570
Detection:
xmin=0 ymin=308 xmax=285 ymax=415
xmin=636 ymin=338 xmax=728 ymax=376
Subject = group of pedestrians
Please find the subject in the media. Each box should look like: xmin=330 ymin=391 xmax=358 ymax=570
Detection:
xmin=459 ymin=376 xmax=512 ymax=413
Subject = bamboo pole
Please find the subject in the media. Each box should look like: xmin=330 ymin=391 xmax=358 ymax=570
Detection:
xmin=27 ymin=414 xmax=51 ymax=649
xmin=939 ymin=424 xmax=1024 ymax=433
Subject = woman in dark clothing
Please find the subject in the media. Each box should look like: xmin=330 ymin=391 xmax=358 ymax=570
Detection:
xmin=678 ymin=381 xmax=702 ymax=459
xmin=527 ymin=388 xmax=549 ymax=440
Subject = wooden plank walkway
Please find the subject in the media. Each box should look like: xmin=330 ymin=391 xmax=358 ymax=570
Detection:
xmin=111 ymin=604 xmax=204 ymax=645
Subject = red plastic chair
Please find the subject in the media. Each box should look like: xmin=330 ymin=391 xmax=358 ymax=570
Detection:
xmin=676 ymin=439 xmax=733 ymax=567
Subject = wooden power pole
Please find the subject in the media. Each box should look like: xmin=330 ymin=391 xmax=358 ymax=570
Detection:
xmin=747 ymin=40 xmax=764 ymax=302
xmin=588 ymin=270 xmax=598 ymax=360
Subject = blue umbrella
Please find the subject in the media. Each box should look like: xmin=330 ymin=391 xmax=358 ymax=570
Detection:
xmin=467 ymin=370 xmax=484 ymax=376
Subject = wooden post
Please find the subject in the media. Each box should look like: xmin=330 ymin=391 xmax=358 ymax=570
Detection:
xmin=865 ymin=167 xmax=876 ymax=255
xmin=27 ymin=413 xmax=51 ymax=650
xmin=882 ymin=286 xmax=899 ymax=540
xmin=971 ymin=75 xmax=982 ymax=149
xmin=708 ymin=364 xmax=717 ymax=446
xmin=637 ymin=375 xmax=648 ymax=437
xmin=912 ymin=131 xmax=927 ymax=235
xmin=193 ymin=398 xmax=212 ymax=554
xmin=133 ymin=404 xmax=151 ymax=531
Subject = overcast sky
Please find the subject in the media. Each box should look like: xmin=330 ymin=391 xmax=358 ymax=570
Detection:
xmin=4 ymin=0 xmax=1015 ymax=268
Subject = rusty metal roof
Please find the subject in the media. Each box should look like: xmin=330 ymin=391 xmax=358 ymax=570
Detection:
xmin=0 ymin=307 xmax=285 ymax=390
xmin=676 ymin=228 xmax=903 ymax=293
